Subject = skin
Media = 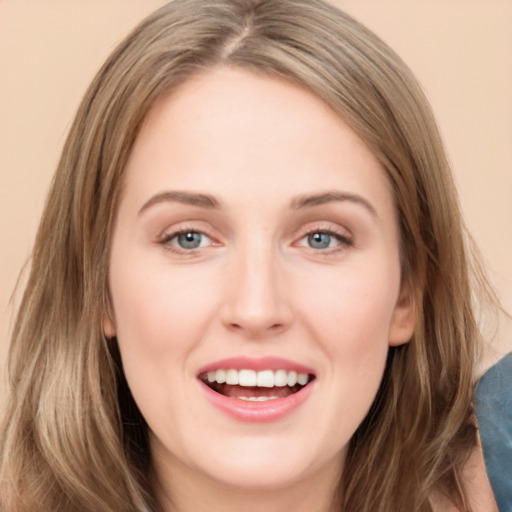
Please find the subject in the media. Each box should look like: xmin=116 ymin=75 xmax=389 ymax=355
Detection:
xmin=104 ymin=67 xmax=417 ymax=512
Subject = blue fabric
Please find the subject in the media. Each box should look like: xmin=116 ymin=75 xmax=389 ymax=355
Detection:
xmin=476 ymin=353 xmax=512 ymax=512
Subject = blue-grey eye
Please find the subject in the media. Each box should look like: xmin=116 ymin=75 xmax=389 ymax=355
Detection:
xmin=307 ymin=232 xmax=333 ymax=249
xmin=176 ymin=232 xmax=204 ymax=249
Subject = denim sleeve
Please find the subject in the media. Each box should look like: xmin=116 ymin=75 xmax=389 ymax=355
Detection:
xmin=475 ymin=353 xmax=512 ymax=512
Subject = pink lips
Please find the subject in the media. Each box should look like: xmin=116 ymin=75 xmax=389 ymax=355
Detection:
xmin=197 ymin=356 xmax=315 ymax=423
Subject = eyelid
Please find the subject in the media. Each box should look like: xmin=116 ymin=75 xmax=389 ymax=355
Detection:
xmin=293 ymin=223 xmax=354 ymax=252
xmin=155 ymin=220 xmax=353 ymax=256
xmin=157 ymin=222 xmax=221 ymax=253
xmin=163 ymin=230 xmax=211 ymax=246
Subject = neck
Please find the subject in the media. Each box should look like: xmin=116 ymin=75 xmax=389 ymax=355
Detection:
xmin=151 ymin=452 xmax=342 ymax=512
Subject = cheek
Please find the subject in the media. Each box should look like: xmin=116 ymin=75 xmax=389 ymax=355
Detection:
xmin=297 ymin=264 xmax=399 ymax=401
xmin=110 ymin=257 xmax=218 ymax=355
xmin=301 ymin=266 xmax=400 ymax=347
xmin=108 ymin=260 xmax=221 ymax=428
xmin=317 ymin=291 xmax=391 ymax=389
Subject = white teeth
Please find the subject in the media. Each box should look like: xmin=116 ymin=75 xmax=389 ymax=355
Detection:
xmin=204 ymin=369 xmax=311 ymax=388
xmin=226 ymin=369 xmax=238 ymax=385
xmin=238 ymin=396 xmax=279 ymax=401
xmin=274 ymin=369 xmax=288 ymax=387
xmin=256 ymin=370 xmax=275 ymax=388
xmin=297 ymin=373 xmax=309 ymax=386
xmin=238 ymin=369 xmax=257 ymax=387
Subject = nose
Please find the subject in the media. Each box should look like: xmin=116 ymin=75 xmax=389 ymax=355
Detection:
xmin=220 ymin=240 xmax=294 ymax=339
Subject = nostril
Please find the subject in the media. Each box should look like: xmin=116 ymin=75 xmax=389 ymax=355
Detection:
xmin=225 ymin=320 xmax=287 ymax=338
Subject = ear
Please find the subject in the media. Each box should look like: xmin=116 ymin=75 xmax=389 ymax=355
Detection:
xmin=388 ymin=279 xmax=417 ymax=347
xmin=103 ymin=299 xmax=117 ymax=338
xmin=103 ymin=314 xmax=116 ymax=338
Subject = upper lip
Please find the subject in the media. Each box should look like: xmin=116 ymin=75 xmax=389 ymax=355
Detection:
xmin=197 ymin=356 xmax=315 ymax=377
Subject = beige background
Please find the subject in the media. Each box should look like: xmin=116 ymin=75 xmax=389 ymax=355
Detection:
xmin=1 ymin=0 xmax=511 ymax=373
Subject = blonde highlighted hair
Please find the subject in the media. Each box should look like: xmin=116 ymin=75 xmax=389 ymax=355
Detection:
xmin=0 ymin=0 xmax=495 ymax=510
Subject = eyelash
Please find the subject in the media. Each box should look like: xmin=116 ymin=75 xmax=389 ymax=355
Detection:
xmin=158 ymin=225 xmax=217 ymax=255
xmin=157 ymin=225 xmax=353 ymax=255
xmin=299 ymin=226 xmax=353 ymax=254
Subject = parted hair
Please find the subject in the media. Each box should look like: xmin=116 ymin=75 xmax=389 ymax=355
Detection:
xmin=0 ymin=0 xmax=494 ymax=510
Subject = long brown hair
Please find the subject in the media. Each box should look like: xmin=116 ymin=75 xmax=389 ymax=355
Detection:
xmin=0 ymin=1 xmax=495 ymax=510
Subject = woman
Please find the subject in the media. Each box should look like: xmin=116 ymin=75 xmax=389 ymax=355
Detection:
xmin=0 ymin=0 xmax=501 ymax=510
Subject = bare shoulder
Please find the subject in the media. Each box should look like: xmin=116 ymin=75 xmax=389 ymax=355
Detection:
xmin=431 ymin=444 xmax=498 ymax=512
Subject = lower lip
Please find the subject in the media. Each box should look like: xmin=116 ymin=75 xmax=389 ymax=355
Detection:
xmin=199 ymin=380 xmax=314 ymax=423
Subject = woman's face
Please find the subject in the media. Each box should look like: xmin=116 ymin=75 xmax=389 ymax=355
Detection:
xmin=105 ymin=67 xmax=415 ymax=496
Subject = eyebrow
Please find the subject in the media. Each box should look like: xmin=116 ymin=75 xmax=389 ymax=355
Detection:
xmin=138 ymin=189 xmax=377 ymax=218
xmin=138 ymin=191 xmax=221 ymax=215
xmin=291 ymin=191 xmax=378 ymax=217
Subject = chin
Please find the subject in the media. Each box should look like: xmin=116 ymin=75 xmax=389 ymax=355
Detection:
xmin=185 ymin=434 xmax=345 ymax=492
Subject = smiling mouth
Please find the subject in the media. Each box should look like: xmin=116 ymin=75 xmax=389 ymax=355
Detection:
xmin=199 ymin=369 xmax=315 ymax=401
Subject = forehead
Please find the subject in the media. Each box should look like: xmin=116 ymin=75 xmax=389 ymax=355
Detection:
xmin=121 ymin=66 xmax=393 ymax=218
